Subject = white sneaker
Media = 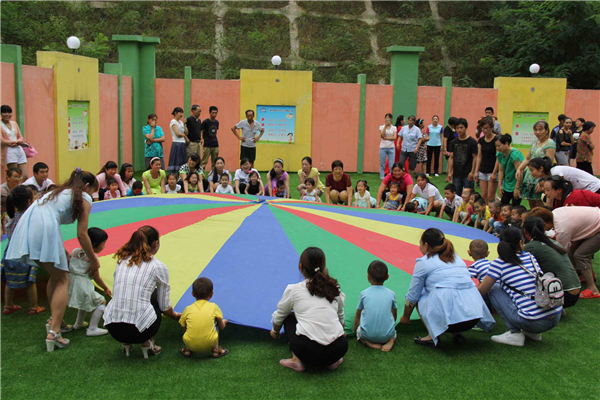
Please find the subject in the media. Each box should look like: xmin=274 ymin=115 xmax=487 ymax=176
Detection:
xmin=435 ymin=173 xmax=439 ymax=177
xmin=86 ymin=328 xmax=109 ymax=337
xmin=491 ymin=331 xmax=525 ymax=346
xmin=73 ymin=321 xmax=89 ymax=330
xmin=426 ymin=173 xmax=430 ymax=176
xmin=523 ymin=331 xmax=542 ymax=341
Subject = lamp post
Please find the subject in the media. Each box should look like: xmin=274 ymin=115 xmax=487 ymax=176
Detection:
xmin=67 ymin=36 xmax=81 ymax=54
xmin=271 ymin=55 xmax=282 ymax=70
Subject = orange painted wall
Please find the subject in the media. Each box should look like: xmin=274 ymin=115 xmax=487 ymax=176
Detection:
xmin=155 ymin=78 xmax=184 ymax=161
xmin=21 ymin=65 xmax=55 ymax=181
xmin=190 ymin=79 xmax=241 ymax=171
xmin=451 ymin=87 xmax=498 ymax=137
xmin=1 ymin=62 xmax=16 ymax=182
xmin=565 ymin=89 xmax=600 ymax=173
xmin=311 ymin=82 xmax=360 ymax=172
xmin=363 ymin=84 xmax=394 ymax=173
xmin=122 ymin=76 xmax=133 ymax=165
xmin=99 ymin=73 xmax=119 ymax=167
xmin=417 ymin=86 xmax=446 ymax=123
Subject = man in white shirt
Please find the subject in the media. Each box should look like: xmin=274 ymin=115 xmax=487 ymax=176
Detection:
xmin=23 ymin=162 xmax=53 ymax=191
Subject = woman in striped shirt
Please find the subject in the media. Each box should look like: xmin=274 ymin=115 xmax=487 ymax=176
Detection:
xmin=478 ymin=227 xmax=562 ymax=346
xmin=104 ymin=226 xmax=181 ymax=358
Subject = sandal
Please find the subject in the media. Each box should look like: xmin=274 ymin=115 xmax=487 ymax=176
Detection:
xmin=2 ymin=305 xmax=22 ymax=315
xmin=414 ymin=337 xmax=436 ymax=348
xmin=580 ymin=289 xmax=600 ymax=299
xmin=211 ymin=347 xmax=229 ymax=358
xmin=28 ymin=306 xmax=46 ymax=315
xmin=46 ymin=330 xmax=70 ymax=352
xmin=179 ymin=347 xmax=193 ymax=358
xmin=141 ymin=339 xmax=161 ymax=359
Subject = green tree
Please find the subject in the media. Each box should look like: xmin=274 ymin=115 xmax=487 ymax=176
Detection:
xmin=481 ymin=1 xmax=600 ymax=89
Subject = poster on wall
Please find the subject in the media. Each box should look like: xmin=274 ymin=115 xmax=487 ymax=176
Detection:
xmin=256 ymin=105 xmax=296 ymax=144
xmin=511 ymin=112 xmax=549 ymax=147
xmin=68 ymin=100 xmax=90 ymax=151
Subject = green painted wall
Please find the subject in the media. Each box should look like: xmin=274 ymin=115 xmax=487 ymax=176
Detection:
xmin=387 ymin=46 xmax=425 ymax=119
xmin=184 ymin=66 xmax=191 ymax=115
xmin=1 ymin=44 xmax=25 ymax=134
xmin=442 ymin=76 xmax=453 ymax=172
xmin=112 ymin=35 xmax=160 ymax=170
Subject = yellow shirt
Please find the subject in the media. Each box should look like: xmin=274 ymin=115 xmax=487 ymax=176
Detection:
xmin=478 ymin=205 xmax=492 ymax=220
xmin=457 ymin=200 xmax=469 ymax=213
xmin=179 ymin=300 xmax=223 ymax=353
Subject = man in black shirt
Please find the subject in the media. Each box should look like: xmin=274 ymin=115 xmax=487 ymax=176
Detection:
xmin=186 ymin=104 xmax=202 ymax=159
xmin=200 ymin=106 xmax=220 ymax=170
xmin=446 ymin=118 xmax=478 ymax=196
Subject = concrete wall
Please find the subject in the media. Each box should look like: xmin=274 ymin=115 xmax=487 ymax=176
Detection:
xmin=451 ymin=87 xmax=498 ymax=136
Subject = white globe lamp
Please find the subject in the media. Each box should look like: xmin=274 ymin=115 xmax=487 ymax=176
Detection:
xmin=529 ymin=63 xmax=540 ymax=74
xmin=67 ymin=36 xmax=81 ymax=53
xmin=271 ymin=55 xmax=282 ymax=69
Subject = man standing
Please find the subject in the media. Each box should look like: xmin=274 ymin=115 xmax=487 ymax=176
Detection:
xmin=551 ymin=114 xmax=567 ymax=142
xmin=186 ymin=105 xmax=202 ymax=159
xmin=231 ymin=109 xmax=264 ymax=167
xmin=200 ymin=106 xmax=219 ymax=170
xmin=446 ymin=118 xmax=478 ymax=196
xmin=484 ymin=107 xmax=502 ymax=134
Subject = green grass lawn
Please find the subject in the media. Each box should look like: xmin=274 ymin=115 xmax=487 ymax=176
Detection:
xmin=2 ymin=170 xmax=599 ymax=399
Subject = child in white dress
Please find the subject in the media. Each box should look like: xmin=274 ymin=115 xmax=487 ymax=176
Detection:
xmin=165 ymin=172 xmax=181 ymax=194
xmin=68 ymin=227 xmax=112 ymax=337
xmin=354 ymin=180 xmax=376 ymax=208
xmin=301 ymin=178 xmax=321 ymax=202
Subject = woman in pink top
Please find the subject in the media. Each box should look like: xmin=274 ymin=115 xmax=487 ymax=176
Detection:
xmin=94 ymin=161 xmax=128 ymax=201
xmin=528 ymin=206 xmax=600 ymax=298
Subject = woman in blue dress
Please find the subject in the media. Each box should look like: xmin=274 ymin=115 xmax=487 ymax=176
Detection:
xmin=400 ymin=228 xmax=495 ymax=346
xmin=7 ymin=168 xmax=100 ymax=352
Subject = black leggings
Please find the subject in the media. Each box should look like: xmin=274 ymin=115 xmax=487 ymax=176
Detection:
xmin=564 ymin=291 xmax=580 ymax=308
xmin=445 ymin=319 xmax=479 ymax=334
xmin=500 ymin=190 xmax=522 ymax=207
xmin=106 ymin=290 xmax=162 ymax=344
xmin=577 ymin=162 xmax=594 ymax=175
xmin=283 ymin=313 xmax=348 ymax=366
xmin=426 ymin=146 xmax=441 ymax=175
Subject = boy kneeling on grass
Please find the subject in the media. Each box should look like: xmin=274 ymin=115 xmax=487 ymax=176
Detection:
xmin=353 ymin=261 xmax=397 ymax=352
xmin=179 ymin=277 xmax=229 ymax=358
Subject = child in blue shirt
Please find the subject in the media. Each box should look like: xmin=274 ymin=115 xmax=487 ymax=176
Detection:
xmin=467 ymin=239 xmax=490 ymax=283
xmin=353 ymin=260 xmax=397 ymax=352
xmin=126 ymin=181 xmax=144 ymax=196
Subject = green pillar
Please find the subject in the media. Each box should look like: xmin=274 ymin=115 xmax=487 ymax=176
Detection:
xmin=104 ymin=63 xmax=124 ymax=166
xmin=386 ymin=46 xmax=425 ymax=119
xmin=357 ymin=74 xmax=366 ymax=173
xmin=184 ymin=66 xmax=192 ymax=115
xmin=442 ymin=76 xmax=452 ymax=173
xmin=112 ymin=35 xmax=160 ymax=171
xmin=1 ymin=44 xmax=25 ymax=134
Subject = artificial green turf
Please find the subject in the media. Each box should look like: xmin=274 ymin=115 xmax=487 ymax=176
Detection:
xmin=2 ymin=171 xmax=599 ymax=398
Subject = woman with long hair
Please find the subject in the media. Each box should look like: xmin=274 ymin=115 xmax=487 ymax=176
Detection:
xmin=271 ymin=247 xmax=347 ymax=372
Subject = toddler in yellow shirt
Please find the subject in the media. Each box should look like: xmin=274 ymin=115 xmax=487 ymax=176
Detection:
xmin=179 ymin=277 xmax=228 ymax=358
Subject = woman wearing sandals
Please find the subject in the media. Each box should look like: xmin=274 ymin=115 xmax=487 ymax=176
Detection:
xmin=5 ymin=168 xmax=99 ymax=352
xmin=103 ymin=226 xmax=181 ymax=358
xmin=399 ymin=228 xmax=495 ymax=347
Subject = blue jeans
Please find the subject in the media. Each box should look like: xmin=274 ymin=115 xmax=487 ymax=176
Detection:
xmin=488 ymin=284 xmax=560 ymax=333
xmin=452 ymin=176 xmax=473 ymax=197
xmin=379 ymin=147 xmax=395 ymax=179
xmin=489 ymin=219 xmax=504 ymax=234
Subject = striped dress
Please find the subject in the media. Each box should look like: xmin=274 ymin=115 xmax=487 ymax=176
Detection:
xmin=487 ymin=252 xmax=563 ymax=319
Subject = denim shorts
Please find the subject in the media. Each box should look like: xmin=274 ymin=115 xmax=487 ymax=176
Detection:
xmin=478 ymin=172 xmax=495 ymax=182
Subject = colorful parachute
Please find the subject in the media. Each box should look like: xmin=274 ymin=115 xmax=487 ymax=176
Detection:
xmin=6 ymin=194 xmax=499 ymax=330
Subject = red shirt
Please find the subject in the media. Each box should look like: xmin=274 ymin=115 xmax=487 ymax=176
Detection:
xmin=326 ymin=172 xmax=352 ymax=192
xmin=382 ymin=172 xmax=413 ymax=193
xmin=562 ymin=190 xmax=600 ymax=208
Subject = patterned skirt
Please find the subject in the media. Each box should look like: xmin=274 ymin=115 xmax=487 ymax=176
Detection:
xmin=416 ymin=143 xmax=427 ymax=163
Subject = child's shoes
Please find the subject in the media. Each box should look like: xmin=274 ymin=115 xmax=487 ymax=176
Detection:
xmin=86 ymin=327 xmax=109 ymax=337
xmin=73 ymin=321 xmax=89 ymax=330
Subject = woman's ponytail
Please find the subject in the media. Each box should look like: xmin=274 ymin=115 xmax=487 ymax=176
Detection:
xmin=523 ymin=216 xmax=567 ymax=255
xmin=114 ymin=226 xmax=160 ymax=267
xmin=6 ymin=185 xmax=33 ymax=218
xmin=498 ymin=227 xmax=524 ymax=265
xmin=421 ymin=228 xmax=456 ymax=263
xmin=300 ymin=247 xmax=341 ymax=303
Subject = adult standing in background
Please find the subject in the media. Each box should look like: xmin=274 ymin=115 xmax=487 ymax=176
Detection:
xmin=379 ymin=113 xmax=397 ymax=180
xmin=484 ymin=107 xmax=502 ymax=134
xmin=425 ymin=115 xmax=443 ymax=177
xmin=201 ymin=106 xmax=220 ymax=170
xmin=570 ymin=118 xmax=585 ymax=167
xmin=186 ymin=105 xmax=202 ymax=160
xmin=443 ymin=117 xmax=457 ymax=161
xmin=551 ymin=114 xmax=567 ymax=143
xmin=167 ymin=107 xmax=188 ymax=173
xmin=576 ymin=121 xmax=596 ymax=175
xmin=1 ymin=105 xmax=28 ymax=181
xmin=555 ymin=117 xmax=574 ymax=166
xmin=398 ymin=116 xmax=424 ymax=175
xmin=143 ymin=114 xmax=165 ymax=170
xmin=474 ymin=117 xmax=499 ymax=204
xmin=232 ymin=109 xmax=264 ymax=168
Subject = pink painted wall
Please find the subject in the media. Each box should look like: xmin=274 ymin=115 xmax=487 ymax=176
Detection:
xmin=363 ymin=84 xmax=394 ymax=173
xmin=99 ymin=73 xmax=119 ymax=167
xmin=565 ymin=89 xmax=600 ymax=172
xmin=190 ymin=79 xmax=241 ymax=170
xmin=155 ymin=78 xmax=184 ymax=161
xmin=21 ymin=65 xmax=55 ymax=182
xmin=1 ymin=63 xmax=16 ymax=182
xmin=417 ymin=86 xmax=446 ymax=123
xmin=451 ymin=87 xmax=498 ymax=137
xmin=311 ymin=82 xmax=360 ymax=172
xmin=122 ymin=76 xmax=133 ymax=165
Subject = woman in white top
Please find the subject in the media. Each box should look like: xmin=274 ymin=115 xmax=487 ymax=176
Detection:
xmin=271 ymin=247 xmax=347 ymax=372
xmin=528 ymin=156 xmax=600 ymax=194
xmin=404 ymin=174 xmax=443 ymax=216
xmin=1 ymin=105 xmax=28 ymax=180
xmin=104 ymin=226 xmax=181 ymax=359
xmin=379 ymin=113 xmax=398 ymax=179
xmin=167 ymin=107 xmax=189 ymax=173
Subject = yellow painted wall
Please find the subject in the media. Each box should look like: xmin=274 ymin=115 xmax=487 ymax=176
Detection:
xmin=240 ymin=69 xmax=312 ymax=172
xmin=494 ymin=77 xmax=567 ymax=142
xmin=37 ymin=52 xmax=100 ymax=182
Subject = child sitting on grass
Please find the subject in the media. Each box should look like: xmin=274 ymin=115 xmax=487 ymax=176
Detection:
xmin=353 ymin=260 xmax=397 ymax=352
xmin=275 ymin=180 xmax=287 ymax=198
xmin=302 ymin=178 xmax=321 ymax=202
xmin=68 ymin=227 xmax=112 ymax=337
xmin=467 ymin=239 xmax=490 ymax=283
xmin=127 ymin=181 xmax=144 ymax=196
xmin=500 ymin=204 xmax=513 ymax=229
xmin=165 ymin=172 xmax=181 ymax=194
xmin=186 ymin=172 xmax=201 ymax=193
xmin=441 ymin=184 xmax=463 ymax=220
xmin=215 ymin=174 xmax=234 ymax=194
xmin=404 ymin=202 xmax=417 ymax=213
xmin=179 ymin=277 xmax=228 ymax=358
xmin=382 ymin=182 xmax=402 ymax=211
xmin=474 ymin=198 xmax=491 ymax=230
xmin=245 ymin=171 xmax=264 ymax=195
xmin=353 ymin=180 xmax=371 ymax=208
xmin=452 ymin=187 xmax=471 ymax=222
xmin=460 ymin=192 xmax=480 ymax=226
xmin=486 ymin=201 xmax=504 ymax=235
xmin=103 ymin=178 xmax=121 ymax=200
xmin=510 ymin=205 xmax=526 ymax=229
